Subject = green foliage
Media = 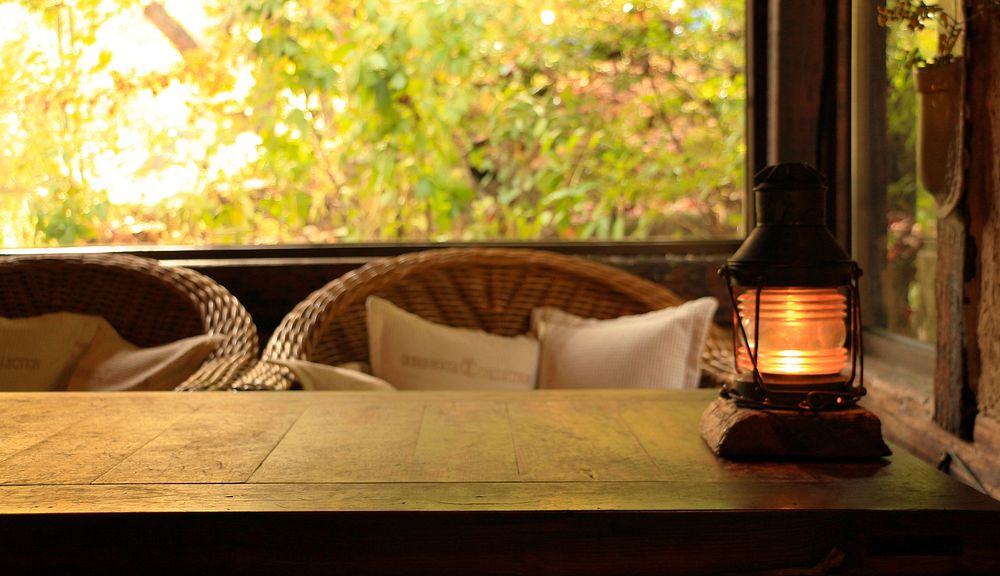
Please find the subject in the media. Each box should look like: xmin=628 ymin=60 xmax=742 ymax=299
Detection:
xmin=1 ymin=0 xmax=745 ymax=247
xmin=883 ymin=21 xmax=937 ymax=342
xmin=877 ymin=0 xmax=962 ymax=66
xmin=885 ymin=26 xmax=918 ymax=215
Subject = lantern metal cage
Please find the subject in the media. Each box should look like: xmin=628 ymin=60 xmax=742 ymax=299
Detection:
xmin=719 ymin=163 xmax=866 ymax=411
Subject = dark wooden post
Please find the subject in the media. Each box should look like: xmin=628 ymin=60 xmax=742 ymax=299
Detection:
xmin=964 ymin=0 xmax=1000 ymax=436
xmin=767 ymin=0 xmax=824 ymax=165
xmin=852 ymin=0 xmax=888 ymax=330
xmin=935 ymin=208 xmax=973 ymax=437
xmin=912 ymin=37 xmax=971 ymax=440
xmin=767 ymin=0 xmax=852 ymax=250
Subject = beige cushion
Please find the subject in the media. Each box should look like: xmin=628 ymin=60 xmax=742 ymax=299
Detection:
xmin=366 ymin=296 xmax=538 ymax=390
xmin=274 ymin=359 xmax=395 ymax=391
xmin=66 ymin=320 xmax=222 ymax=391
xmin=0 ymin=312 xmax=103 ymax=391
xmin=532 ymin=297 xmax=718 ymax=390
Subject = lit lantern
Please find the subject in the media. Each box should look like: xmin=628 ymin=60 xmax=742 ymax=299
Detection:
xmin=719 ymin=163 xmax=864 ymax=410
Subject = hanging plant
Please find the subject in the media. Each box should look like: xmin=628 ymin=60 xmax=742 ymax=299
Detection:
xmin=877 ymin=0 xmax=963 ymax=68
xmin=877 ymin=1 xmax=966 ymax=208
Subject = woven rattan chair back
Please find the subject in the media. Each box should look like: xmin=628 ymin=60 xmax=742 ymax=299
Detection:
xmin=0 ymin=253 xmax=258 ymax=390
xmin=242 ymin=248 xmax=732 ymax=390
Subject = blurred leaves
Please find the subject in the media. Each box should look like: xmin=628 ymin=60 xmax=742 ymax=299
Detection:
xmin=2 ymin=0 xmax=745 ymax=246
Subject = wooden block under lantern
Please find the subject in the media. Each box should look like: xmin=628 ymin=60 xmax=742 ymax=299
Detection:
xmin=699 ymin=397 xmax=892 ymax=459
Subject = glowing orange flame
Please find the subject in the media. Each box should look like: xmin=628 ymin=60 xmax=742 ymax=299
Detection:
xmin=736 ymin=288 xmax=848 ymax=377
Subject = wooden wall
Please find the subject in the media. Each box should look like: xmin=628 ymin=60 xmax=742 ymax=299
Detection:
xmin=968 ymin=1 xmax=1000 ymax=420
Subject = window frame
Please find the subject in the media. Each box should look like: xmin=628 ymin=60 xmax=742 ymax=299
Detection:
xmin=1 ymin=0 xmax=768 ymax=264
xmin=1 ymin=1 xmax=880 ymax=365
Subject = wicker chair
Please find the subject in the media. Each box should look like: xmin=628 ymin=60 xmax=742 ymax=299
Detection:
xmin=239 ymin=247 xmax=733 ymax=391
xmin=0 ymin=253 xmax=258 ymax=391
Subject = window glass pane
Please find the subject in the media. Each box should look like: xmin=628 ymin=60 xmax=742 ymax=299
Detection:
xmin=871 ymin=17 xmax=937 ymax=342
xmin=1 ymin=0 xmax=744 ymax=248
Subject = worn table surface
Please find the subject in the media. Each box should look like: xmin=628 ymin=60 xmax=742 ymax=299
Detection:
xmin=1 ymin=389 xmax=998 ymax=574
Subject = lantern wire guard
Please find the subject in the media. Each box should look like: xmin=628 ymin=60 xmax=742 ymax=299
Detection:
xmin=719 ymin=264 xmax=865 ymax=411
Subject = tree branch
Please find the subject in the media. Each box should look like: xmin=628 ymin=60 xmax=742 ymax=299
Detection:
xmin=143 ymin=2 xmax=199 ymax=54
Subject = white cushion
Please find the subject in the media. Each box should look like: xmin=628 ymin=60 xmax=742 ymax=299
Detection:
xmin=66 ymin=320 xmax=222 ymax=391
xmin=274 ymin=359 xmax=395 ymax=391
xmin=366 ymin=296 xmax=538 ymax=390
xmin=0 ymin=312 xmax=103 ymax=391
xmin=532 ymin=297 xmax=718 ymax=390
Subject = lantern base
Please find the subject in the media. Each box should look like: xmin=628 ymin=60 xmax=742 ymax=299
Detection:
xmin=727 ymin=373 xmax=863 ymax=411
xmin=699 ymin=397 xmax=891 ymax=459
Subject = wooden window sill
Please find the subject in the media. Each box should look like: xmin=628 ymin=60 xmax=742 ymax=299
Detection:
xmin=862 ymin=331 xmax=1000 ymax=500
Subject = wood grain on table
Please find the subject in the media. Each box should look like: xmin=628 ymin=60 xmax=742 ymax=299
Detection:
xmin=0 ymin=389 xmax=997 ymax=575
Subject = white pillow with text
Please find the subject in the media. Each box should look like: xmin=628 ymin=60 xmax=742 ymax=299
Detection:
xmin=367 ymin=296 xmax=538 ymax=390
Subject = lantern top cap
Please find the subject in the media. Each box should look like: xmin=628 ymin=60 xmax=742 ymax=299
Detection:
xmin=726 ymin=162 xmax=854 ymax=286
xmin=753 ymin=162 xmax=827 ymax=192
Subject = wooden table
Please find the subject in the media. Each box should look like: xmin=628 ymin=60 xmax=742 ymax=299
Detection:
xmin=1 ymin=390 xmax=998 ymax=574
